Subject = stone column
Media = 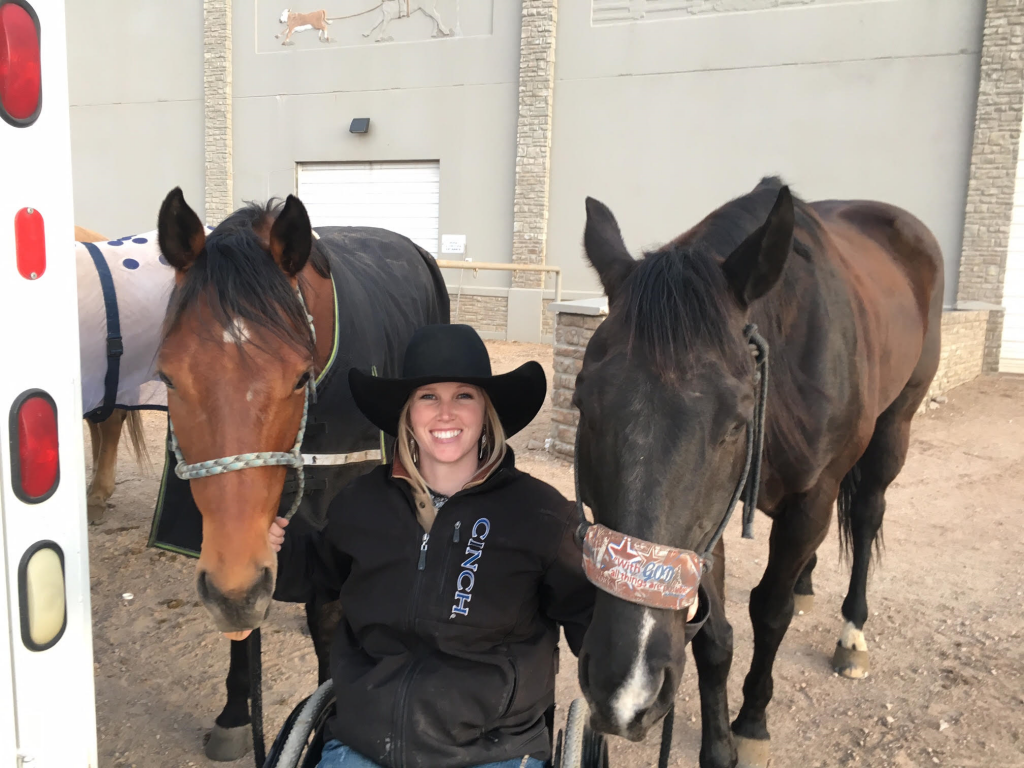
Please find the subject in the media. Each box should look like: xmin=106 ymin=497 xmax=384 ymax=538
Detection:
xmin=511 ymin=0 xmax=558 ymax=289
xmin=204 ymin=0 xmax=233 ymax=225
xmin=548 ymin=301 xmax=608 ymax=461
xmin=958 ymin=0 xmax=1024 ymax=371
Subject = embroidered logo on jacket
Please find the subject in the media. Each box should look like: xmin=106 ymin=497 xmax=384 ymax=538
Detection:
xmin=450 ymin=518 xmax=491 ymax=619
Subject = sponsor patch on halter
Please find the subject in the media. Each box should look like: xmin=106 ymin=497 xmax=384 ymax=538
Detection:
xmin=581 ymin=524 xmax=705 ymax=611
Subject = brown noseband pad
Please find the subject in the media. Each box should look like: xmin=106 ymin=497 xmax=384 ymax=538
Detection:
xmin=581 ymin=524 xmax=705 ymax=611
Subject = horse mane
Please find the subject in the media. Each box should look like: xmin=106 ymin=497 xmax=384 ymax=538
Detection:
xmin=162 ymin=199 xmax=330 ymax=357
xmin=621 ymin=176 xmax=825 ymax=469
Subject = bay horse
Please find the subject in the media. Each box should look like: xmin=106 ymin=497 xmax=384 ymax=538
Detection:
xmin=573 ymin=177 xmax=942 ymax=767
xmin=153 ymin=189 xmax=449 ymax=760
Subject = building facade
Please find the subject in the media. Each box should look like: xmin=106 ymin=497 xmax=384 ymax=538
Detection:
xmin=66 ymin=0 xmax=1024 ymax=373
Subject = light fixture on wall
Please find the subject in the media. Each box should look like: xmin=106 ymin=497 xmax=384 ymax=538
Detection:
xmin=349 ymin=118 xmax=370 ymax=134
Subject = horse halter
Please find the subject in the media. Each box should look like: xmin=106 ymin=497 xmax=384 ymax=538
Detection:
xmin=573 ymin=324 xmax=770 ymax=612
xmin=167 ymin=286 xmax=318 ymax=522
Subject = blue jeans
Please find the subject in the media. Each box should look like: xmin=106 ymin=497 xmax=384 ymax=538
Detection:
xmin=317 ymin=739 xmax=545 ymax=768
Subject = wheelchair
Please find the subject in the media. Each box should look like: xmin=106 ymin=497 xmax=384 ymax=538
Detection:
xmin=263 ymin=680 xmax=609 ymax=768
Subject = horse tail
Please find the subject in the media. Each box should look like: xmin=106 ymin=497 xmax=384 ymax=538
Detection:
xmin=124 ymin=410 xmax=152 ymax=470
xmin=836 ymin=460 xmax=861 ymax=563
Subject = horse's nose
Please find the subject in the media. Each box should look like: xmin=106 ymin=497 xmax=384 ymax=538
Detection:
xmin=196 ymin=566 xmax=274 ymax=632
xmin=578 ymin=622 xmax=678 ymax=741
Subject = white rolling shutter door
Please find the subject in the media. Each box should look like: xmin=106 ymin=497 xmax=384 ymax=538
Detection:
xmin=297 ymin=161 xmax=440 ymax=257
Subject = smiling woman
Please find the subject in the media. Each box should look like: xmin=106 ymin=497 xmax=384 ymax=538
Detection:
xmin=268 ymin=323 xmax=597 ymax=768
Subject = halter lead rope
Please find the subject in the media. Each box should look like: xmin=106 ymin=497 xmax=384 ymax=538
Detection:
xmin=168 ymin=286 xmax=318 ymax=522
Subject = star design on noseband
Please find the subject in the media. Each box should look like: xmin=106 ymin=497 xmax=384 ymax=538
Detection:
xmin=607 ymin=538 xmax=643 ymax=564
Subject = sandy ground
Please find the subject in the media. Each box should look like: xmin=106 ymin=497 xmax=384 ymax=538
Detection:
xmin=86 ymin=342 xmax=1024 ymax=768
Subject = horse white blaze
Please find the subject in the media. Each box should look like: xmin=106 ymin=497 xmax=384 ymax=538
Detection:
xmin=610 ymin=610 xmax=659 ymax=728
xmin=223 ymin=318 xmax=251 ymax=344
xmin=840 ymin=620 xmax=868 ymax=651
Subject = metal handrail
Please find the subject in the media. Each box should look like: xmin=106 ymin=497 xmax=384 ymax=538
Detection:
xmin=435 ymin=260 xmax=563 ymax=302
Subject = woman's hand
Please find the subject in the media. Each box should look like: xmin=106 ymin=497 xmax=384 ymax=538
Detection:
xmin=221 ymin=517 xmax=289 ymax=641
xmin=270 ymin=516 xmax=289 ymax=552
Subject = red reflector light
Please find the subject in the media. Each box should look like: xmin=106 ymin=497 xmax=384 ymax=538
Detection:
xmin=15 ymin=206 xmax=45 ymax=279
xmin=0 ymin=1 xmax=41 ymax=126
xmin=11 ymin=391 xmax=59 ymax=503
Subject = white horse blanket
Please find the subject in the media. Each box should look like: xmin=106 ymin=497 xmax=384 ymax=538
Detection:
xmin=76 ymin=229 xmax=183 ymax=415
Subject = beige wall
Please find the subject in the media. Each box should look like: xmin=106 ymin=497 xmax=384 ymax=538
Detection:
xmin=546 ymin=0 xmax=985 ymax=306
xmin=67 ymin=2 xmax=205 ymax=236
xmin=231 ymin=1 xmax=520 ymax=293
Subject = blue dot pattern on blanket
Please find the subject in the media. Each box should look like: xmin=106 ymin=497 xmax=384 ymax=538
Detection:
xmin=108 ymin=240 xmax=123 ymax=246
xmin=122 ymin=258 xmax=140 ymax=270
xmin=133 ymin=237 xmax=148 ymax=244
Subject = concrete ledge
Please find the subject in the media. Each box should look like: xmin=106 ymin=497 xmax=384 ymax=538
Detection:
xmin=548 ymin=298 xmax=608 ymax=316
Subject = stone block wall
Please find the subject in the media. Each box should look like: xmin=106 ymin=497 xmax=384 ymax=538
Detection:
xmin=511 ymin=0 xmax=558 ymax=288
xmin=542 ymin=298 xmax=555 ymax=338
xmin=924 ymin=310 xmax=990 ymax=403
xmin=203 ymin=0 xmax=232 ymax=224
xmin=450 ymin=294 xmax=508 ymax=336
xmin=549 ymin=313 xmax=604 ymax=460
xmin=957 ymin=0 xmax=1024 ymax=370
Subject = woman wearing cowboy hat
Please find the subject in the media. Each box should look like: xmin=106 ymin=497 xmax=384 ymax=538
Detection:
xmin=271 ymin=324 xmax=595 ymax=768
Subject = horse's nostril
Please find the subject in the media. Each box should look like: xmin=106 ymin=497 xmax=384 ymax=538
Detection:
xmin=196 ymin=570 xmax=210 ymax=600
xmin=260 ymin=567 xmax=274 ymax=590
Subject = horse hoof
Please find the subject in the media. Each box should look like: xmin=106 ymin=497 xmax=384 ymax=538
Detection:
xmin=734 ymin=735 xmax=771 ymax=768
xmin=792 ymin=593 xmax=814 ymax=615
xmin=87 ymin=503 xmax=106 ymax=525
xmin=203 ymin=724 xmax=252 ymax=762
xmin=832 ymin=643 xmax=870 ymax=679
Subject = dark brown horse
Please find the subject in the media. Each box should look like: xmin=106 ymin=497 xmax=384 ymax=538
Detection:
xmin=154 ymin=189 xmax=449 ymax=759
xmin=573 ymin=177 xmax=942 ymax=767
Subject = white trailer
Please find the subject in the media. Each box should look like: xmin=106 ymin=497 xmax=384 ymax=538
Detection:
xmin=0 ymin=1 xmax=100 ymax=765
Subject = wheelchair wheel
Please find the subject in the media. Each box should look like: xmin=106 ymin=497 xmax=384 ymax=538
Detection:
xmin=559 ymin=698 xmax=588 ymax=768
xmin=264 ymin=680 xmax=336 ymax=768
xmin=580 ymin=723 xmax=609 ymax=768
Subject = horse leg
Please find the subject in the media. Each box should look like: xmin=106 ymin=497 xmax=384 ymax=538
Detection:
xmin=731 ymin=485 xmax=835 ymax=768
xmin=205 ymin=639 xmax=253 ymax=762
xmin=86 ymin=410 xmax=127 ymax=524
xmin=834 ymin=385 xmax=922 ymax=679
xmin=305 ymin=595 xmax=342 ymax=685
xmin=792 ymin=552 xmax=817 ymax=616
xmin=690 ymin=538 xmax=736 ymax=768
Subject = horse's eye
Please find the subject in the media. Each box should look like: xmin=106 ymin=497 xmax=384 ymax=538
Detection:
xmin=158 ymin=372 xmax=175 ymax=390
xmin=295 ymin=371 xmax=312 ymax=391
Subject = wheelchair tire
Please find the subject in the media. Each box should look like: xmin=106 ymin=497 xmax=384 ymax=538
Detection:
xmin=264 ymin=680 xmax=336 ymax=768
xmin=559 ymin=698 xmax=589 ymax=768
xmin=580 ymin=723 xmax=609 ymax=768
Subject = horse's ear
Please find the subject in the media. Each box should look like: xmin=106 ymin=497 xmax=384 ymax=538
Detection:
xmin=268 ymin=195 xmax=312 ymax=278
xmin=157 ymin=187 xmax=206 ymax=272
xmin=583 ymin=197 xmax=636 ymax=300
xmin=721 ymin=185 xmax=794 ymax=308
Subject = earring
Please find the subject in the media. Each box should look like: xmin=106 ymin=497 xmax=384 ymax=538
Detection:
xmin=478 ymin=428 xmax=489 ymax=460
xmin=409 ymin=437 xmax=419 ymax=465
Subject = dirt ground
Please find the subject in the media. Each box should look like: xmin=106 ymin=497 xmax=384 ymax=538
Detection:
xmin=86 ymin=341 xmax=1024 ymax=768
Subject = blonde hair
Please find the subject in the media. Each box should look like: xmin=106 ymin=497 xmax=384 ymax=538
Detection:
xmin=396 ymin=386 xmax=507 ymax=498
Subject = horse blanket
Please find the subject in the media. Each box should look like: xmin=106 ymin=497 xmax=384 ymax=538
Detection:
xmin=76 ymin=228 xmax=200 ymax=417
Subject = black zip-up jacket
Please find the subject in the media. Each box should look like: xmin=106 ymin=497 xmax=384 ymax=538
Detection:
xmin=274 ymin=449 xmax=595 ymax=768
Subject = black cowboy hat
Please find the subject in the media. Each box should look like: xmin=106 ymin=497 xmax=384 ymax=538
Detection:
xmin=348 ymin=324 xmax=547 ymax=439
